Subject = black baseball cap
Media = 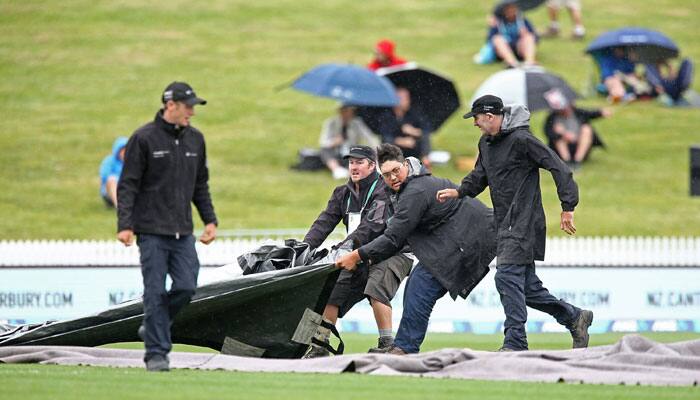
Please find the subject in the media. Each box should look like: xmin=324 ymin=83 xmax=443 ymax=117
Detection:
xmin=463 ymin=94 xmax=504 ymax=119
xmin=343 ymin=145 xmax=376 ymax=161
xmin=161 ymin=81 xmax=207 ymax=106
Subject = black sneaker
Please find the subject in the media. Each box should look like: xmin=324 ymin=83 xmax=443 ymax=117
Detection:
xmin=302 ymin=342 xmax=330 ymax=359
xmin=570 ymin=310 xmax=594 ymax=348
xmin=368 ymin=336 xmax=394 ymax=353
xmin=497 ymin=347 xmax=516 ymax=352
xmin=145 ymin=354 xmax=170 ymax=372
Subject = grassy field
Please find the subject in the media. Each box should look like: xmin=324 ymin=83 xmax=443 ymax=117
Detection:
xmin=2 ymin=3 xmax=698 ymax=397
xmin=2 ymin=332 xmax=699 ymax=399
xmin=1 ymin=0 xmax=699 ymax=240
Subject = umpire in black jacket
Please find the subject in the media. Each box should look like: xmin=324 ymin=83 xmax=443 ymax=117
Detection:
xmin=438 ymin=95 xmax=593 ymax=351
xmin=117 ymin=82 xmax=218 ymax=371
xmin=336 ymin=144 xmax=496 ymax=355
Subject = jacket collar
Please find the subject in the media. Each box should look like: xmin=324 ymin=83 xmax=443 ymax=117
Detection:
xmin=485 ymin=127 xmax=514 ymax=144
xmin=346 ymin=171 xmax=380 ymax=195
xmin=155 ymin=110 xmax=184 ymax=137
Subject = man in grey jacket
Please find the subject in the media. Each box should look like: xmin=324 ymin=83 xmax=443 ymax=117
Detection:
xmin=319 ymin=106 xmax=379 ymax=179
xmin=437 ymin=95 xmax=593 ymax=351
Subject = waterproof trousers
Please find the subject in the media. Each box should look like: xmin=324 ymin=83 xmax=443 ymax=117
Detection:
xmin=137 ymin=234 xmax=199 ymax=361
xmin=495 ymin=263 xmax=580 ymax=350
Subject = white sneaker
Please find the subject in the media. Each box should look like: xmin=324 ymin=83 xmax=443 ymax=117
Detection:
xmin=332 ymin=167 xmax=349 ymax=180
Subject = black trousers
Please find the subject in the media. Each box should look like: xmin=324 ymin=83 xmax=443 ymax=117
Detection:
xmin=137 ymin=234 xmax=199 ymax=360
xmin=495 ymin=264 xmax=580 ymax=350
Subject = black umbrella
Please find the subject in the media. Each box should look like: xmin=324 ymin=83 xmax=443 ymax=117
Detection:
xmin=494 ymin=0 xmax=547 ymax=13
xmin=358 ymin=62 xmax=460 ymax=134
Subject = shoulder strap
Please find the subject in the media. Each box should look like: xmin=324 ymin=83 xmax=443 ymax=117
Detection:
xmin=310 ymin=320 xmax=345 ymax=355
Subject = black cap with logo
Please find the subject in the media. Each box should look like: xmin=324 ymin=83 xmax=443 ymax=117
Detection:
xmin=161 ymin=81 xmax=207 ymax=106
xmin=343 ymin=145 xmax=376 ymax=162
xmin=462 ymin=94 xmax=504 ymax=119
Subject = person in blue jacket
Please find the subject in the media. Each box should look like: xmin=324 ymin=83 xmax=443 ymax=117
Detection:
xmin=99 ymin=137 xmax=128 ymax=207
xmin=480 ymin=1 xmax=538 ymax=68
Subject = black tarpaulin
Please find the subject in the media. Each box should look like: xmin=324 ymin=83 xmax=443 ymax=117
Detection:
xmin=238 ymin=239 xmax=327 ymax=275
xmin=0 ymin=263 xmax=340 ymax=359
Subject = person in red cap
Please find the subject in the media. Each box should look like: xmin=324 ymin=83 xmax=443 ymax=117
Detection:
xmin=367 ymin=39 xmax=407 ymax=71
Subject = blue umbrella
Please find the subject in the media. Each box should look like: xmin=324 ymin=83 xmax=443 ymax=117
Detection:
xmin=291 ymin=63 xmax=398 ymax=107
xmin=586 ymin=27 xmax=679 ymax=63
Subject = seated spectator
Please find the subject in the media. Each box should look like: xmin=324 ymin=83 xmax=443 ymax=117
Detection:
xmin=376 ymin=88 xmax=432 ymax=167
xmin=646 ymin=58 xmax=694 ymax=106
xmin=99 ymin=137 xmax=128 ymax=207
xmin=475 ymin=1 xmax=538 ymax=67
xmin=320 ymin=105 xmax=379 ymax=179
xmin=543 ymin=89 xmax=611 ymax=170
xmin=544 ymin=0 xmax=586 ymax=39
xmin=596 ymin=47 xmax=652 ymax=103
xmin=367 ymin=39 xmax=407 ymax=71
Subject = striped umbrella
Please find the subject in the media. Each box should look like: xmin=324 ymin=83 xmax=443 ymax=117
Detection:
xmin=470 ymin=67 xmax=578 ymax=112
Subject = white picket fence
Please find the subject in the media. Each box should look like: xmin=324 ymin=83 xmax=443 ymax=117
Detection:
xmin=0 ymin=236 xmax=698 ymax=267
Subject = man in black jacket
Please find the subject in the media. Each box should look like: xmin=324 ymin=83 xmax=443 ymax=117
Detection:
xmin=303 ymin=145 xmax=412 ymax=357
xmin=437 ymin=95 xmax=593 ymax=351
xmin=336 ymin=144 xmax=496 ymax=355
xmin=117 ymin=82 xmax=218 ymax=371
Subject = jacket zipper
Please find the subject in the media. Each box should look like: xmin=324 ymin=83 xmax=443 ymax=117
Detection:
xmin=175 ymin=138 xmax=180 ymax=239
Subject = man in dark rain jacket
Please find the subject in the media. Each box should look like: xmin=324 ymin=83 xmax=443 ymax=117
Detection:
xmin=303 ymin=145 xmax=413 ymax=357
xmin=336 ymin=144 xmax=496 ymax=355
xmin=437 ymin=95 xmax=593 ymax=351
xmin=117 ymin=82 xmax=218 ymax=371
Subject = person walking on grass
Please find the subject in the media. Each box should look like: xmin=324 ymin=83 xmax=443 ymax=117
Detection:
xmin=436 ymin=95 xmax=593 ymax=351
xmin=117 ymin=81 xmax=218 ymax=371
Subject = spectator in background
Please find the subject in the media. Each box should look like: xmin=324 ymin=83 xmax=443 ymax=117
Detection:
xmin=319 ymin=105 xmax=379 ymax=180
xmin=480 ymin=1 xmax=538 ymax=68
xmin=543 ymin=89 xmax=611 ymax=170
xmin=367 ymin=39 xmax=407 ymax=71
xmin=99 ymin=137 xmax=128 ymax=208
xmin=646 ymin=58 xmax=694 ymax=106
xmin=376 ymin=88 xmax=432 ymax=167
xmin=596 ymin=47 xmax=652 ymax=103
xmin=544 ymin=0 xmax=586 ymax=39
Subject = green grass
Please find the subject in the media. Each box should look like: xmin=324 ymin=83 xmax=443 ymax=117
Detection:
xmin=0 ymin=0 xmax=699 ymax=239
xmin=1 ymin=333 xmax=699 ymax=399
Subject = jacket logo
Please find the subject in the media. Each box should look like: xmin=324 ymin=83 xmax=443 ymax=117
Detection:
xmin=185 ymin=152 xmax=198 ymax=157
xmin=152 ymin=150 xmax=170 ymax=158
